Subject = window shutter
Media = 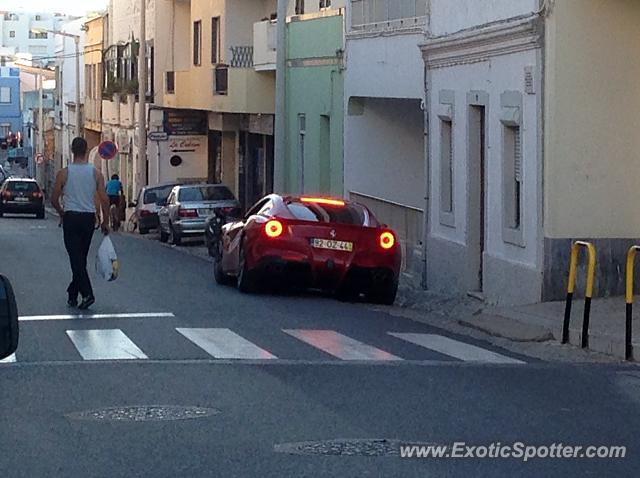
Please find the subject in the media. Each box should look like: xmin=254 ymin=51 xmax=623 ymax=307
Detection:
xmin=514 ymin=127 xmax=522 ymax=182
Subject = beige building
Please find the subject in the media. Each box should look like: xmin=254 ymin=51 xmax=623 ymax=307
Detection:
xmin=83 ymin=14 xmax=105 ymax=159
xmin=149 ymin=0 xmax=281 ymax=210
xmin=420 ymin=0 xmax=640 ymax=305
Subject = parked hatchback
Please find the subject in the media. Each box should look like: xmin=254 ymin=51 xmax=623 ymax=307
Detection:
xmin=0 ymin=178 xmax=45 ymax=219
xmin=158 ymin=183 xmax=240 ymax=245
xmin=132 ymin=182 xmax=180 ymax=234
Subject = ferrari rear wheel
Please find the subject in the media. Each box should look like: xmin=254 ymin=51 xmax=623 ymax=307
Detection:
xmin=237 ymin=243 xmax=256 ymax=293
xmin=369 ymin=280 xmax=398 ymax=306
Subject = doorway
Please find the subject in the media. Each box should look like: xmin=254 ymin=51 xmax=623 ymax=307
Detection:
xmin=467 ymin=101 xmax=487 ymax=294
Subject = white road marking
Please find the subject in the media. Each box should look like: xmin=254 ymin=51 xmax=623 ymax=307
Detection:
xmin=66 ymin=329 xmax=148 ymax=360
xmin=388 ymin=333 xmax=524 ymax=364
xmin=0 ymin=353 xmax=16 ymax=363
xmin=177 ymin=328 xmax=277 ymax=360
xmin=283 ymin=329 xmax=402 ymax=361
xmin=20 ymin=312 xmax=175 ymax=321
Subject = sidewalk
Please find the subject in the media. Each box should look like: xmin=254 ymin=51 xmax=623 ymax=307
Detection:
xmin=395 ymin=281 xmax=639 ymax=360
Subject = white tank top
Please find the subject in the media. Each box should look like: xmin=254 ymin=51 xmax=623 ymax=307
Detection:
xmin=63 ymin=163 xmax=97 ymax=213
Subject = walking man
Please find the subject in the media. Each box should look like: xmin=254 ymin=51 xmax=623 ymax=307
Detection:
xmin=51 ymin=137 xmax=110 ymax=309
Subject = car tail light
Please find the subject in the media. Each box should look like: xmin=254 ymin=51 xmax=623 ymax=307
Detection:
xmin=265 ymin=219 xmax=283 ymax=238
xmin=140 ymin=209 xmax=152 ymax=217
xmin=2 ymin=192 xmax=11 ymax=200
xmin=32 ymin=191 xmax=43 ymax=199
xmin=379 ymin=231 xmax=396 ymax=250
xmin=300 ymin=197 xmax=345 ymax=207
xmin=220 ymin=206 xmax=238 ymax=215
xmin=178 ymin=208 xmax=198 ymax=218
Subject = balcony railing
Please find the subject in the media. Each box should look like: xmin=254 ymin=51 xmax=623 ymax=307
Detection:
xmin=230 ymin=46 xmax=254 ymax=68
xmin=350 ymin=0 xmax=428 ymax=31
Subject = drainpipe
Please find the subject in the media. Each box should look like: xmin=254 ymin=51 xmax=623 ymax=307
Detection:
xmin=273 ymin=0 xmax=288 ymax=193
xmin=137 ymin=0 xmax=148 ymax=194
xmin=421 ymin=63 xmax=430 ymax=290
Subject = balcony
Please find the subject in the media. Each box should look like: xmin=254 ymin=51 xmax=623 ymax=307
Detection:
xmin=164 ymin=64 xmax=275 ymax=115
xmin=350 ymin=0 xmax=428 ymax=32
xmin=253 ymin=20 xmax=277 ymax=71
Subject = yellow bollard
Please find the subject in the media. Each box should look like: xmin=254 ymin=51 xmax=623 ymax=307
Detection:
xmin=562 ymin=241 xmax=596 ymax=348
xmin=625 ymin=246 xmax=640 ymax=360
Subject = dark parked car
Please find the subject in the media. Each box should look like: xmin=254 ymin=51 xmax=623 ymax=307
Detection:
xmin=132 ymin=182 xmax=180 ymax=234
xmin=0 ymin=178 xmax=45 ymax=219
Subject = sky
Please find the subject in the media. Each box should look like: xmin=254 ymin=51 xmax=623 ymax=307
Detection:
xmin=3 ymin=0 xmax=108 ymax=16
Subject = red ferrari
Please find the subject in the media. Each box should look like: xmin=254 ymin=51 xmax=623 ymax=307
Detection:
xmin=212 ymin=194 xmax=401 ymax=304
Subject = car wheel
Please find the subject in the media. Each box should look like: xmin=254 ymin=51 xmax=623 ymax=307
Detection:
xmin=236 ymin=243 xmax=256 ymax=293
xmin=213 ymin=243 xmax=232 ymax=286
xmin=159 ymin=226 xmax=169 ymax=243
xmin=369 ymin=280 xmax=398 ymax=306
xmin=36 ymin=209 xmax=45 ymax=219
xmin=0 ymin=209 xmax=4 ymax=218
xmin=139 ymin=227 xmax=149 ymax=235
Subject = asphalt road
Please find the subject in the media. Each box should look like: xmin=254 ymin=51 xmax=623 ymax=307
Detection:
xmin=0 ymin=211 xmax=638 ymax=477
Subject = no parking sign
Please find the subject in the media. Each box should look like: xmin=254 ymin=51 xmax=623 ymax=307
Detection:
xmin=98 ymin=141 xmax=118 ymax=160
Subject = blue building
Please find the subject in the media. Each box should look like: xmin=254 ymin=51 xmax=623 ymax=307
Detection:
xmin=0 ymin=66 xmax=21 ymax=140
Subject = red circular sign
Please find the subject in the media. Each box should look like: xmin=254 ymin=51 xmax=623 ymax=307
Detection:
xmin=98 ymin=141 xmax=118 ymax=160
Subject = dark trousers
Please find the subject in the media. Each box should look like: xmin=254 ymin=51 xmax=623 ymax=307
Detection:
xmin=63 ymin=212 xmax=96 ymax=299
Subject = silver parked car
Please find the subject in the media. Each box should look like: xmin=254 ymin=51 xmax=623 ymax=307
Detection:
xmin=158 ymin=183 xmax=240 ymax=245
xmin=132 ymin=182 xmax=180 ymax=234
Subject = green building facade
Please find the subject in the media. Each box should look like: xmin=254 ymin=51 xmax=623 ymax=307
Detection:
xmin=283 ymin=12 xmax=344 ymax=196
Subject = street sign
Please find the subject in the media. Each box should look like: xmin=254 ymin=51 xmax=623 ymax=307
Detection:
xmin=98 ymin=141 xmax=118 ymax=160
xmin=148 ymin=131 xmax=169 ymax=142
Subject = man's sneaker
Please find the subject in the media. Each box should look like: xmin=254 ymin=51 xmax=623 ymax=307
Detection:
xmin=67 ymin=294 xmax=78 ymax=308
xmin=78 ymin=296 xmax=95 ymax=310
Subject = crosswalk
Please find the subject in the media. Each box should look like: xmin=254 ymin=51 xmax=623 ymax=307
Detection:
xmin=0 ymin=326 xmax=525 ymax=365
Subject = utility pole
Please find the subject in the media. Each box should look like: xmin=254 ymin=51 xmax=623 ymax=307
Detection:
xmin=137 ymin=0 xmax=148 ymax=194
xmin=74 ymin=35 xmax=82 ymax=138
xmin=37 ymin=68 xmax=44 ymax=185
xmin=273 ymin=0 xmax=288 ymax=193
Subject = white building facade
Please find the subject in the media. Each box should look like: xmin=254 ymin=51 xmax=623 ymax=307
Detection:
xmin=344 ymin=0 xmax=428 ymax=281
xmin=54 ymin=18 xmax=86 ymax=168
xmin=421 ymin=0 xmax=544 ymax=305
xmin=0 ymin=11 xmax=75 ymax=64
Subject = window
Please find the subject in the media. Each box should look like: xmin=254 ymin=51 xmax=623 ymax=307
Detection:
xmin=193 ymin=20 xmax=202 ymax=66
xmin=9 ymin=31 xmax=15 ymax=38
xmin=319 ymin=0 xmax=331 ymax=8
xmin=0 ymin=87 xmax=10 ymax=104
xmin=28 ymin=31 xmax=47 ymax=39
xmin=214 ymin=65 xmax=228 ymax=94
xmin=166 ymin=71 xmax=175 ymax=94
xmin=286 ymin=201 xmax=367 ymax=226
xmin=440 ymin=119 xmax=453 ymax=215
xmin=211 ymin=17 xmax=220 ymax=64
xmin=351 ymin=0 xmax=428 ymax=28
xmin=298 ymin=114 xmax=306 ymax=192
xmin=295 ymin=0 xmax=305 ymax=15
xmin=144 ymin=185 xmax=176 ymax=204
xmin=500 ymin=91 xmax=524 ymax=246
xmin=35 ymin=15 xmax=41 ymax=21
xmin=0 ymin=124 xmax=10 ymax=137
xmin=503 ymin=125 xmax=522 ymax=231
xmin=178 ymin=186 xmax=234 ymax=202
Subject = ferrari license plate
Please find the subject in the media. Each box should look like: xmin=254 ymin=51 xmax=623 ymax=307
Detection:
xmin=311 ymin=238 xmax=353 ymax=252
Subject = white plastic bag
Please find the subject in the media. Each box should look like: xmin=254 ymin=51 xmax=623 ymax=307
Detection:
xmin=96 ymin=236 xmax=119 ymax=281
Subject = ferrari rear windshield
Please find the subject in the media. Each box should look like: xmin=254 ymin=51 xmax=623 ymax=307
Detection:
xmin=286 ymin=201 xmax=367 ymax=226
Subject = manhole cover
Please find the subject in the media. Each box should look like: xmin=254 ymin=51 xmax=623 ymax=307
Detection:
xmin=66 ymin=405 xmax=220 ymax=422
xmin=275 ymin=439 xmax=404 ymax=457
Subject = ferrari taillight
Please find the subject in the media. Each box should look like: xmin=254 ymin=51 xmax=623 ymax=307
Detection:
xmin=265 ymin=219 xmax=283 ymax=238
xmin=379 ymin=231 xmax=395 ymax=250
